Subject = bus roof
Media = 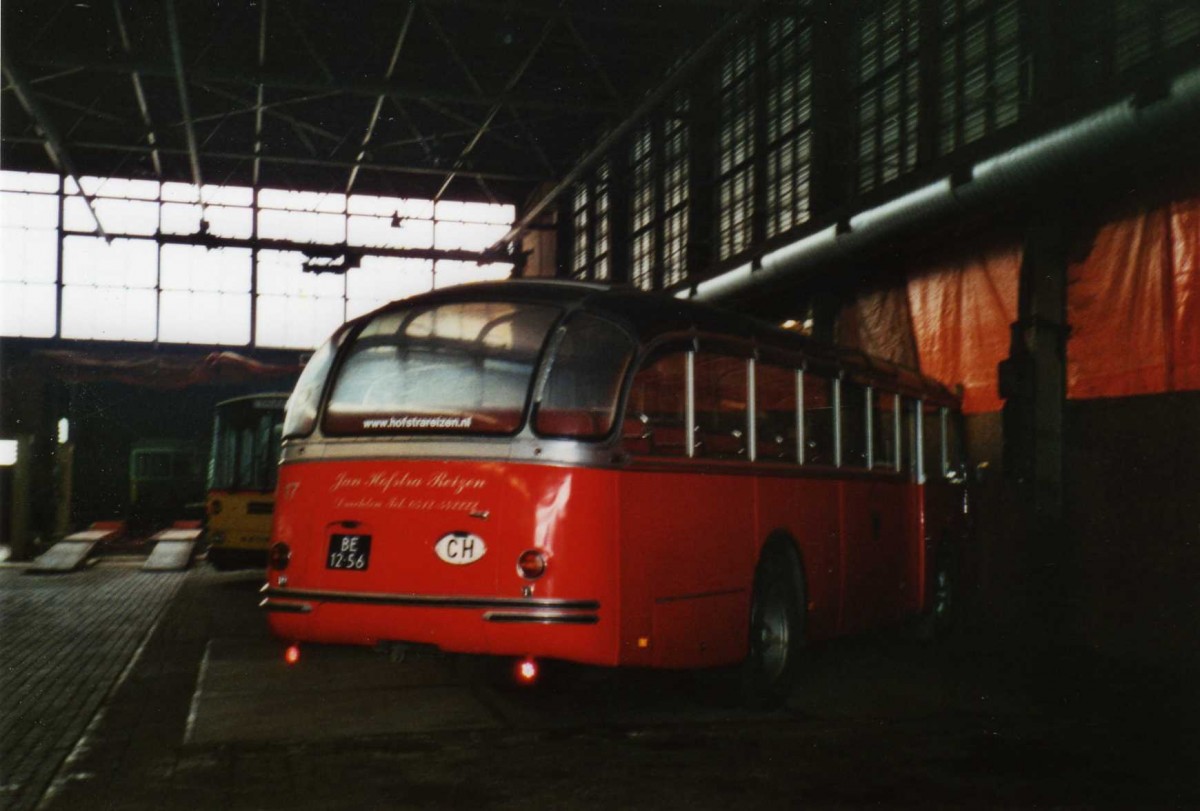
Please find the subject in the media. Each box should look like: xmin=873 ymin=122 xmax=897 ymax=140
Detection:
xmin=350 ymin=280 xmax=961 ymax=406
xmin=215 ymin=393 xmax=291 ymax=409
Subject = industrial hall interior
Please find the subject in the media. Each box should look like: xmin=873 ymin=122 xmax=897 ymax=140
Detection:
xmin=1 ymin=1 xmax=1198 ymax=809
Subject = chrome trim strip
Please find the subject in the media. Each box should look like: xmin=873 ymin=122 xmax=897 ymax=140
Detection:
xmin=654 ymin=587 xmax=744 ymax=605
xmin=866 ymin=385 xmax=875 ymax=469
xmin=746 ymin=358 xmax=757 ymax=463
xmin=916 ymin=398 xmax=926 ymax=484
xmin=260 ymin=586 xmax=600 ymax=611
xmin=483 ymin=611 xmax=599 ymax=625
xmin=685 ymin=350 xmax=696 ymax=459
xmin=833 ymin=376 xmax=843 ymax=468
xmin=259 ymin=598 xmax=313 ymax=614
xmin=796 ymin=369 xmax=805 ymax=465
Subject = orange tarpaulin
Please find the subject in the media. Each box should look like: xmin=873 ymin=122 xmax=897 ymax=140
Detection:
xmin=837 ymin=286 xmax=920 ymax=369
xmin=846 ymin=196 xmax=1200 ymax=412
xmin=905 ymin=246 xmax=1021 ymax=414
xmin=1067 ymin=198 xmax=1200 ymax=399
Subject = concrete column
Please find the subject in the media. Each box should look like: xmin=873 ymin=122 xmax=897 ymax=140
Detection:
xmin=1001 ymin=217 xmax=1069 ymax=524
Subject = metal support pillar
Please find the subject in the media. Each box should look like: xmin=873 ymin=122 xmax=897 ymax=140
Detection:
xmin=998 ymin=213 xmax=1072 ymax=641
xmin=1000 ymin=216 xmax=1069 ymax=523
xmin=685 ymin=58 xmax=717 ymax=278
xmin=555 ymin=194 xmax=573 ymax=279
xmin=608 ymin=135 xmax=631 ymax=285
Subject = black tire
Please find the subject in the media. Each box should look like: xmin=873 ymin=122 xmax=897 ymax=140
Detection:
xmin=206 ymin=548 xmax=230 ymax=571
xmin=917 ymin=543 xmax=955 ymax=641
xmin=739 ymin=543 xmax=805 ymax=709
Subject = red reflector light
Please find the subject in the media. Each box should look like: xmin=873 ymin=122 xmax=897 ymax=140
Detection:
xmin=269 ymin=542 xmax=291 ymax=571
xmin=515 ymin=656 xmax=538 ymax=685
xmin=284 ymin=644 xmax=300 ymax=666
xmin=516 ymin=549 xmax=546 ymax=579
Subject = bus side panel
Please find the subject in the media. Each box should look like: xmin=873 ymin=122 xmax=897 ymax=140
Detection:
xmin=206 ymin=490 xmax=274 ymax=554
xmin=267 ymin=460 xmax=621 ymax=666
xmin=840 ymin=478 xmax=912 ymax=632
xmin=616 ymin=468 xmax=755 ymax=669
xmin=754 ymin=475 xmax=841 ymax=641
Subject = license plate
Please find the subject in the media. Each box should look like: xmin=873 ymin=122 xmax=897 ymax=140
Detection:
xmin=326 ymin=533 xmax=372 ymax=571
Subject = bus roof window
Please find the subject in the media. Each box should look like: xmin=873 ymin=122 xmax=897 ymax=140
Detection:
xmin=534 ymin=313 xmax=635 ymax=439
xmin=324 ymin=301 xmax=561 ymax=436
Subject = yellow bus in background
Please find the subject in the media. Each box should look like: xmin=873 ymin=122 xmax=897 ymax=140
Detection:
xmin=206 ymin=394 xmax=288 ymax=569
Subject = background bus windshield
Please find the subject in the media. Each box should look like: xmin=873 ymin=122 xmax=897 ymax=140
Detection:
xmin=209 ymin=406 xmax=285 ymax=492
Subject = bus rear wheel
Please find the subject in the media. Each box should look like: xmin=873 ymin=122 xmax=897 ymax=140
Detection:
xmin=740 ymin=543 xmax=804 ymax=709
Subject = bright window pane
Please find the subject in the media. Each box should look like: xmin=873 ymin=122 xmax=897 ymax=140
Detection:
xmin=256 ymin=249 xmax=346 ymax=349
xmin=256 ymin=294 xmax=345 ymax=349
xmin=61 ymin=286 xmax=156 ymax=341
xmin=1 ymin=171 xmax=60 ymax=193
xmin=258 ymin=189 xmax=346 ymax=213
xmin=63 ymin=236 xmax=157 ymax=288
xmin=160 ymin=245 xmax=251 ymax=292
xmin=434 ymin=220 xmax=509 ymax=251
xmin=71 ymin=176 xmax=159 ymax=199
xmin=205 ymin=205 xmax=253 ymax=239
xmin=435 ymin=200 xmax=515 ymax=224
xmin=159 ymin=290 xmax=250 ymax=345
xmin=0 ymin=282 xmax=56 ymax=337
xmin=161 ymin=202 xmax=202 ymax=235
xmin=257 ymin=209 xmax=345 ymax=244
xmin=345 ymin=257 xmax=433 ymax=319
xmin=1 ymin=191 xmax=59 ymax=229
xmin=434 ymin=260 xmax=512 ymax=289
xmin=1 ymin=226 xmax=58 ymax=284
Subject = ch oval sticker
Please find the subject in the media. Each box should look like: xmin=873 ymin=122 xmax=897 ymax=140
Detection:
xmin=435 ymin=532 xmax=487 ymax=565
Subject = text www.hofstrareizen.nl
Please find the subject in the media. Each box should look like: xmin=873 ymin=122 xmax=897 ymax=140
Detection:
xmin=361 ymin=415 xmax=474 ymax=430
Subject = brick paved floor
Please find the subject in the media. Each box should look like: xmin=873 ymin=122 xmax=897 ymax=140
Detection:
xmin=0 ymin=564 xmax=185 ymax=811
xmin=30 ymin=564 xmax=1200 ymax=810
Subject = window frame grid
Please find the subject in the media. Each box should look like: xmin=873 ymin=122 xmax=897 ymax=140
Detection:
xmin=855 ymin=0 xmax=923 ymax=194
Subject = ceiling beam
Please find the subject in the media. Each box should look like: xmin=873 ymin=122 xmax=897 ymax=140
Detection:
xmin=24 ymin=56 xmax=623 ymax=115
xmin=0 ymin=51 xmax=109 ymax=240
xmin=253 ymin=0 xmax=269 ymax=186
xmin=164 ymin=0 xmax=204 ymax=191
xmin=112 ymin=0 xmax=163 ymax=178
xmin=432 ymin=4 xmax=560 ymax=200
xmin=489 ymin=0 xmax=763 ymax=250
xmin=407 ymin=0 xmax=738 ymax=28
xmin=1 ymin=135 xmax=549 ymax=183
xmin=347 ymin=1 xmax=417 ymax=195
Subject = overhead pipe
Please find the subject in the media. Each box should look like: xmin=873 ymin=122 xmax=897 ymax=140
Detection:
xmin=682 ymin=65 xmax=1200 ymax=303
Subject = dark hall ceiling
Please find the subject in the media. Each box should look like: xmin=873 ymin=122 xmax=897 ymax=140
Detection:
xmin=1 ymin=0 xmax=741 ymax=204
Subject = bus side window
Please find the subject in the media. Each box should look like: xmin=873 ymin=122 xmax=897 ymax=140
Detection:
xmin=841 ymin=381 xmax=868 ymax=468
xmin=873 ymin=390 xmax=899 ymax=471
xmin=803 ymin=373 xmax=835 ymax=465
xmin=756 ymin=364 xmax=797 ymax=461
xmin=694 ymin=354 xmax=747 ymax=459
xmin=922 ymin=402 xmax=943 ymax=480
xmin=901 ymin=397 xmax=918 ymax=475
xmin=623 ymin=352 xmax=688 ymax=457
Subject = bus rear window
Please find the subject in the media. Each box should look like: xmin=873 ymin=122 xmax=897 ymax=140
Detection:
xmin=535 ymin=314 xmax=635 ymax=439
xmin=324 ymin=301 xmax=560 ymax=435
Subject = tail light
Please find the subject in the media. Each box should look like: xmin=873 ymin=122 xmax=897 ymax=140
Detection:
xmin=269 ymin=542 xmax=291 ymax=571
xmin=516 ymin=549 xmax=546 ymax=579
xmin=284 ymin=644 xmax=301 ymax=665
xmin=515 ymin=656 xmax=538 ymax=685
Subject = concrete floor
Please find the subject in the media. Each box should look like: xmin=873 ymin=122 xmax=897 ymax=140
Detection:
xmin=5 ymin=563 xmax=1197 ymax=810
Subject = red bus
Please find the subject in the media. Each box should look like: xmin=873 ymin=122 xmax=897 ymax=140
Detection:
xmin=262 ymin=281 xmax=966 ymax=702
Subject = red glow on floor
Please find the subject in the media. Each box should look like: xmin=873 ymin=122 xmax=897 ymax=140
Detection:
xmin=516 ymin=657 xmax=538 ymax=685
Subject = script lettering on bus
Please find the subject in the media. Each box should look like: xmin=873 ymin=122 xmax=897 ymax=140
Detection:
xmin=333 ymin=495 xmax=485 ymax=514
xmin=329 ymin=470 xmax=487 ymax=495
